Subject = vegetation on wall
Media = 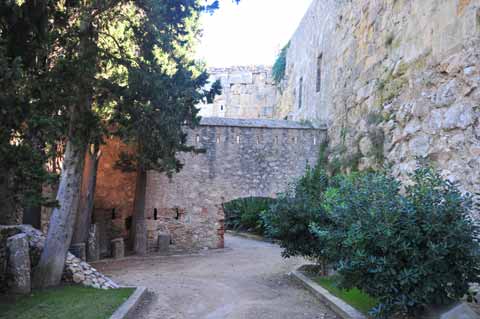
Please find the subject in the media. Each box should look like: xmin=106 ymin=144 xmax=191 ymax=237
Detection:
xmin=272 ymin=42 xmax=290 ymax=85
xmin=263 ymin=163 xmax=480 ymax=318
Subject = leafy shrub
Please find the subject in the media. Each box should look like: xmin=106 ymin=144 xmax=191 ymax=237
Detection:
xmin=263 ymin=164 xmax=334 ymax=270
xmin=265 ymin=165 xmax=480 ymax=317
xmin=272 ymin=42 xmax=290 ymax=85
xmin=223 ymin=197 xmax=275 ymax=234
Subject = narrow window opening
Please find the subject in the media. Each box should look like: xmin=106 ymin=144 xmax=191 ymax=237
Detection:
xmin=220 ymin=105 xmax=224 ymax=111
xmin=111 ymin=208 xmax=116 ymax=220
xmin=274 ymin=136 xmax=279 ymax=144
xmin=298 ymin=77 xmax=303 ymax=109
xmin=154 ymin=208 xmax=158 ymax=220
xmin=174 ymin=207 xmax=180 ymax=220
xmin=196 ymin=135 xmax=200 ymax=143
xmin=256 ymin=136 xmax=260 ymax=144
xmin=216 ymin=137 xmax=221 ymax=144
xmin=316 ymin=54 xmax=323 ymax=93
xmin=313 ymin=137 xmax=317 ymax=145
xmin=236 ymin=135 xmax=240 ymax=144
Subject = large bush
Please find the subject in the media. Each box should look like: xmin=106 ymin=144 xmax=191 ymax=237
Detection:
xmin=265 ymin=166 xmax=480 ymax=317
xmin=263 ymin=164 xmax=334 ymax=269
xmin=223 ymin=197 xmax=275 ymax=234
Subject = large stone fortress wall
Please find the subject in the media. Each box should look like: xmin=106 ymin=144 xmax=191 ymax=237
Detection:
xmin=198 ymin=66 xmax=279 ymax=119
xmin=145 ymin=118 xmax=326 ymax=250
xmin=277 ymin=0 xmax=480 ymax=201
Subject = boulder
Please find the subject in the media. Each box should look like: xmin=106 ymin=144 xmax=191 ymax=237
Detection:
xmin=7 ymin=233 xmax=31 ymax=294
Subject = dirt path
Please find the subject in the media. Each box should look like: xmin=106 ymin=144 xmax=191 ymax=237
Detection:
xmin=96 ymin=235 xmax=338 ymax=319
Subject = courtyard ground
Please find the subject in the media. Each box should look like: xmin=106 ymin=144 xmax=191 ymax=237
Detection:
xmin=96 ymin=234 xmax=338 ymax=319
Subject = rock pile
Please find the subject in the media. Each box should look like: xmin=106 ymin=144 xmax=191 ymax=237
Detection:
xmin=0 ymin=224 xmax=118 ymax=292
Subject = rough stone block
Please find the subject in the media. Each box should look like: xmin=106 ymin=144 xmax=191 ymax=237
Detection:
xmin=157 ymin=233 xmax=170 ymax=253
xmin=7 ymin=233 xmax=31 ymax=294
xmin=111 ymin=238 xmax=125 ymax=259
xmin=69 ymin=243 xmax=86 ymax=261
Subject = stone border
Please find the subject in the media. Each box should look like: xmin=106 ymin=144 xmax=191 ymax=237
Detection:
xmin=110 ymin=286 xmax=147 ymax=319
xmin=291 ymin=267 xmax=366 ymax=319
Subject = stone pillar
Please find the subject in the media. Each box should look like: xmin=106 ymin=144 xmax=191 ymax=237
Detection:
xmin=157 ymin=233 xmax=170 ymax=253
xmin=69 ymin=243 xmax=86 ymax=261
xmin=87 ymin=224 xmax=100 ymax=262
xmin=111 ymin=238 xmax=124 ymax=259
xmin=7 ymin=233 xmax=31 ymax=294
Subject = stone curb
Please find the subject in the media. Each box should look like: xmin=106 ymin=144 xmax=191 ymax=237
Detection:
xmin=225 ymin=230 xmax=278 ymax=244
xmin=291 ymin=267 xmax=366 ymax=319
xmin=110 ymin=286 xmax=147 ymax=319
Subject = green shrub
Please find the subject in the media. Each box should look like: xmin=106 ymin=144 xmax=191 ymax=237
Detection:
xmin=265 ymin=163 xmax=480 ymax=317
xmin=272 ymin=42 xmax=289 ymax=85
xmin=263 ymin=165 xmax=334 ymax=271
xmin=311 ymin=168 xmax=480 ymax=317
xmin=224 ymin=197 xmax=275 ymax=234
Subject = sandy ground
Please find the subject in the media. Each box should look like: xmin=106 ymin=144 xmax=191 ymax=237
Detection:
xmin=96 ymin=234 xmax=338 ymax=319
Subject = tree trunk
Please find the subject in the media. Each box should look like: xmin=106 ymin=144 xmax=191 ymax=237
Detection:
xmin=32 ymin=140 xmax=86 ymax=288
xmin=131 ymin=167 xmax=148 ymax=255
xmin=72 ymin=144 xmax=101 ymax=244
xmin=33 ymin=12 xmax=96 ymax=288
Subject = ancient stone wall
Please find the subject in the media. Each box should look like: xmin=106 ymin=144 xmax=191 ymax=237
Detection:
xmin=145 ymin=118 xmax=326 ymax=250
xmin=277 ymin=0 xmax=480 ymax=203
xmin=198 ymin=66 xmax=279 ymax=119
xmin=93 ymin=138 xmax=137 ymax=256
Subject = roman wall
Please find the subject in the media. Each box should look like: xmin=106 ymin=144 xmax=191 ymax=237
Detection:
xmin=145 ymin=118 xmax=326 ymax=250
xmin=277 ymin=0 xmax=480 ymax=203
xmin=198 ymin=66 xmax=279 ymax=119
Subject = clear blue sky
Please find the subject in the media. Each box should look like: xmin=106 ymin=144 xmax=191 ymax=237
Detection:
xmin=196 ymin=0 xmax=312 ymax=67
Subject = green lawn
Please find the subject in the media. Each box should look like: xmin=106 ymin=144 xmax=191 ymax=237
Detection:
xmin=0 ymin=285 xmax=134 ymax=319
xmin=312 ymin=275 xmax=379 ymax=315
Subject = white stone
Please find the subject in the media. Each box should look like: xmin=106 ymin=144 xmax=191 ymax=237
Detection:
xmin=443 ymin=103 xmax=475 ymax=130
xmin=409 ymin=134 xmax=431 ymax=157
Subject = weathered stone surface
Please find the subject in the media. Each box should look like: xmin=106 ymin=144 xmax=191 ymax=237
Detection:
xmin=275 ymin=0 xmax=480 ymax=208
xmin=157 ymin=233 xmax=170 ymax=253
xmin=6 ymin=233 xmax=31 ymax=294
xmin=198 ymin=66 xmax=279 ymax=119
xmin=111 ymin=238 xmax=124 ymax=259
xmin=145 ymin=119 xmax=326 ymax=250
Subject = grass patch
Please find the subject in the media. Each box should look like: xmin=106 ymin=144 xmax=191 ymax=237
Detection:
xmin=0 ymin=285 xmax=134 ymax=319
xmin=311 ymin=275 xmax=378 ymax=315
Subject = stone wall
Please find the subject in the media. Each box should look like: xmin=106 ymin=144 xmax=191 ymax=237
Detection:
xmin=198 ymin=66 xmax=279 ymax=119
xmin=93 ymin=137 xmax=137 ymax=255
xmin=277 ymin=0 xmax=480 ymax=203
xmin=145 ymin=117 xmax=326 ymax=250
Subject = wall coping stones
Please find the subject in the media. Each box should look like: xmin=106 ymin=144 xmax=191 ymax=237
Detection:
xmin=199 ymin=117 xmax=325 ymax=130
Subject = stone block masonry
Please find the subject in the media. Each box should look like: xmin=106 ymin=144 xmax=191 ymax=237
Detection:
xmin=198 ymin=66 xmax=280 ymax=119
xmin=145 ymin=117 xmax=326 ymax=250
xmin=276 ymin=0 xmax=480 ymax=212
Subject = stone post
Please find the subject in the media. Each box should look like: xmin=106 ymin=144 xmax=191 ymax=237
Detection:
xmin=87 ymin=224 xmax=100 ymax=262
xmin=157 ymin=233 xmax=170 ymax=253
xmin=111 ymin=238 xmax=124 ymax=259
xmin=7 ymin=233 xmax=31 ymax=294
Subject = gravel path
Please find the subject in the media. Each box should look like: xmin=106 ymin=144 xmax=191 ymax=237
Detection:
xmin=96 ymin=234 xmax=338 ymax=319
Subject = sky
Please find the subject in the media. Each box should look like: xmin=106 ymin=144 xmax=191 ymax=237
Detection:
xmin=196 ymin=0 xmax=313 ymax=68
